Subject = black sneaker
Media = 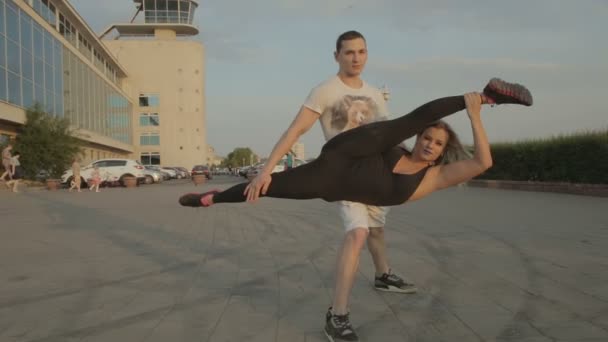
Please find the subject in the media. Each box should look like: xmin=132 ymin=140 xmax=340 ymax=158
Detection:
xmin=374 ymin=270 xmax=418 ymax=294
xmin=324 ymin=307 xmax=359 ymax=342
xmin=178 ymin=189 xmax=220 ymax=207
xmin=483 ymin=78 xmax=533 ymax=106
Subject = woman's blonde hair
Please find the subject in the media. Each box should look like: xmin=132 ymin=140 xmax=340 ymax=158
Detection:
xmin=418 ymin=120 xmax=471 ymax=165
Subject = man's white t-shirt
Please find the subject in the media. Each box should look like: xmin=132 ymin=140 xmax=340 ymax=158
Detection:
xmin=303 ymin=76 xmax=389 ymax=141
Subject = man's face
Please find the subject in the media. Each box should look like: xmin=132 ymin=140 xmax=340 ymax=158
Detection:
xmin=335 ymin=38 xmax=367 ymax=77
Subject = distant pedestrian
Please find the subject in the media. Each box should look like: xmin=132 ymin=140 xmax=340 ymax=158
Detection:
xmin=89 ymin=165 xmax=101 ymax=192
xmin=69 ymin=158 xmax=82 ymax=192
xmin=1 ymin=143 xmax=13 ymax=182
xmin=5 ymin=152 xmax=22 ymax=193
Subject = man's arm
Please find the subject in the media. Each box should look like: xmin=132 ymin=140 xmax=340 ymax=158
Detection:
xmin=244 ymin=106 xmax=320 ymax=202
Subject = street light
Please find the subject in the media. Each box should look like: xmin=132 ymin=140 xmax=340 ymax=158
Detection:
xmin=381 ymin=84 xmax=390 ymax=102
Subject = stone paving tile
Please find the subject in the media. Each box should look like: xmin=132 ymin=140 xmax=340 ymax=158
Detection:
xmin=1 ymin=177 xmax=607 ymax=342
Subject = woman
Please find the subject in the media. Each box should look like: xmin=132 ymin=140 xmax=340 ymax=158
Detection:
xmin=89 ymin=165 xmax=102 ymax=192
xmin=69 ymin=158 xmax=82 ymax=192
xmin=179 ymin=78 xmax=532 ymax=208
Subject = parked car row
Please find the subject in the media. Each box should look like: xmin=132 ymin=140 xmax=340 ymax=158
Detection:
xmin=60 ymin=159 xmax=213 ymax=187
xmin=191 ymin=165 xmax=212 ymax=179
xmin=237 ymin=158 xmax=307 ymax=180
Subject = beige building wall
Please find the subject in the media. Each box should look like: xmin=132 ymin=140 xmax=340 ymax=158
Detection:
xmin=104 ymin=31 xmax=207 ymax=170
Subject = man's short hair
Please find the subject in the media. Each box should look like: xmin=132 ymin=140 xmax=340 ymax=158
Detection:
xmin=336 ymin=30 xmax=366 ymax=53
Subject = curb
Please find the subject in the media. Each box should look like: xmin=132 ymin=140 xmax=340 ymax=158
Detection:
xmin=467 ymin=180 xmax=608 ymax=198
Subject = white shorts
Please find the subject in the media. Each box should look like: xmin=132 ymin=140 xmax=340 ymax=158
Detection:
xmin=339 ymin=201 xmax=389 ymax=232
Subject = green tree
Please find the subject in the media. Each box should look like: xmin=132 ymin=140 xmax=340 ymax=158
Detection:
xmin=14 ymin=104 xmax=82 ymax=179
xmin=224 ymin=147 xmax=255 ymax=168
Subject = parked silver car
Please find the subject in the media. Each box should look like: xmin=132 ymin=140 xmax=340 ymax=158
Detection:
xmin=143 ymin=167 xmax=163 ymax=184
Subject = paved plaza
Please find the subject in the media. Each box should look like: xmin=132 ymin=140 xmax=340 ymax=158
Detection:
xmin=1 ymin=176 xmax=607 ymax=342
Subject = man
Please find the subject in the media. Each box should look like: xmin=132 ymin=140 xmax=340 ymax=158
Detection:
xmin=244 ymin=30 xmax=417 ymax=342
xmin=284 ymin=151 xmax=295 ymax=170
xmin=5 ymin=152 xmax=21 ymax=193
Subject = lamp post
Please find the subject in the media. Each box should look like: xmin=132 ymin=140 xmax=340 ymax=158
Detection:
xmin=381 ymin=84 xmax=390 ymax=102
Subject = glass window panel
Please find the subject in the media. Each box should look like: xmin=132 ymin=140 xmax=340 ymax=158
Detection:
xmin=144 ymin=10 xmax=155 ymax=22
xmin=139 ymin=114 xmax=149 ymax=126
xmin=54 ymin=54 xmax=61 ymax=91
xmin=151 ymin=153 xmax=160 ymax=165
xmin=138 ymin=95 xmax=148 ymax=107
xmin=179 ymin=1 xmax=189 ymax=12
xmin=44 ymin=62 xmax=53 ymax=91
xmin=55 ymin=89 xmax=62 ymax=117
xmin=34 ymin=57 xmax=43 ymax=85
xmin=33 ymin=0 xmax=42 ymax=15
xmin=43 ymin=31 xmax=52 ymax=61
xmin=140 ymin=153 xmax=151 ymax=165
xmin=7 ymin=71 xmax=21 ymax=105
xmin=0 ymin=67 xmax=6 ymax=101
xmin=33 ymin=26 xmax=43 ymax=57
xmin=140 ymin=135 xmax=147 ymax=145
xmin=168 ymin=11 xmax=178 ymax=23
xmin=0 ymin=37 xmax=5 ymax=68
xmin=45 ymin=89 xmax=53 ymax=114
xmin=20 ymin=16 xmax=32 ymax=52
xmin=150 ymin=115 xmax=159 ymax=126
xmin=6 ymin=39 xmax=19 ymax=73
xmin=6 ymin=6 xmax=17 ymax=42
xmin=144 ymin=0 xmax=155 ymax=10
xmin=21 ymin=50 xmax=32 ymax=81
xmin=34 ymin=83 xmax=43 ymax=107
xmin=157 ymin=0 xmax=167 ymax=10
xmin=22 ymin=78 xmax=33 ymax=108
xmin=0 ymin=1 xmax=5 ymax=36
xmin=168 ymin=0 xmax=178 ymax=11
xmin=54 ymin=40 xmax=61 ymax=69
xmin=150 ymin=135 xmax=160 ymax=145
xmin=156 ymin=11 xmax=167 ymax=23
xmin=149 ymin=95 xmax=159 ymax=106
xmin=5 ymin=0 xmax=18 ymax=11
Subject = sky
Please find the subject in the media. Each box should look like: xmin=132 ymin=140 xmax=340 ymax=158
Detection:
xmin=71 ymin=0 xmax=608 ymax=158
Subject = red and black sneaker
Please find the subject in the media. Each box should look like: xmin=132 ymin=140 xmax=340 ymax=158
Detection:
xmin=179 ymin=189 xmax=221 ymax=207
xmin=483 ymin=78 xmax=533 ymax=106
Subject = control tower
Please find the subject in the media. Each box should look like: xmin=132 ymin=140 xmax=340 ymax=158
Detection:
xmin=100 ymin=0 xmax=208 ymax=170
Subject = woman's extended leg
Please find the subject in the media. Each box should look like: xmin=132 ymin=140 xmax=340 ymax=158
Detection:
xmin=321 ymin=96 xmax=465 ymax=158
xmin=179 ymin=156 xmax=338 ymax=207
xmin=321 ymin=78 xmax=532 ymax=159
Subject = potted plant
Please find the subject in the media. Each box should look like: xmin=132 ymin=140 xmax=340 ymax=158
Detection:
xmin=13 ymin=105 xmax=82 ymax=191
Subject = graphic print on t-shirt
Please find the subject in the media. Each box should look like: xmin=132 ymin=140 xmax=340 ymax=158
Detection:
xmin=323 ymin=95 xmax=382 ymax=138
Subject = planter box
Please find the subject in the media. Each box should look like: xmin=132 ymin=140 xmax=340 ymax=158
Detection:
xmin=46 ymin=179 xmax=61 ymax=191
xmin=122 ymin=176 xmax=137 ymax=188
xmin=192 ymin=174 xmax=206 ymax=186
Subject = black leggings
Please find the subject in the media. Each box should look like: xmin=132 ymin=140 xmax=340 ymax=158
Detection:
xmin=214 ymin=96 xmax=467 ymax=204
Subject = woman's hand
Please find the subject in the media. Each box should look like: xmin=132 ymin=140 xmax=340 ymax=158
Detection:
xmin=244 ymin=172 xmax=272 ymax=202
xmin=464 ymin=92 xmax=482 ymax=121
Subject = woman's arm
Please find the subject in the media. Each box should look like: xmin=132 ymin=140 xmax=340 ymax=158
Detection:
xmin=430 ymin=93 xmax=492 ymax=191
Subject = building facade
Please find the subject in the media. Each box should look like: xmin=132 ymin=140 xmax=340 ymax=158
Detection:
xmin=102 ymin=0 xmax=207 ymax=169
xmin=0 ymin=0 xmax=134 ymax=162
xmin=0 ymin=0 xmax=208 ymax=169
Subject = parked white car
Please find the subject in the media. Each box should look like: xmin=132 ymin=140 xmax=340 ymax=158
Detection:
xmin=62 ymin=159 xmax=146 ymax=186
